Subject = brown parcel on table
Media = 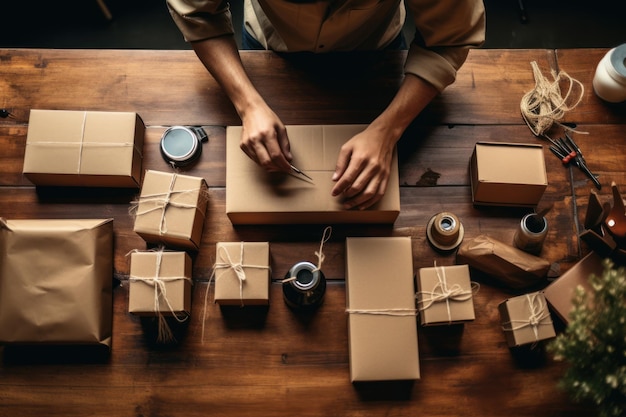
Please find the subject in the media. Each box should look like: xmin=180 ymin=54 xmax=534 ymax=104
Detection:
xmin=498 ymin=291 xmax=556 ymax=347
xmin=23 ymin=109 xmax=145 ymax=187
xmin=226 ymin=125 xmax=400 ymax=224
xmin=214 ymin=242 xmax=270 ymax=306
xmin=128 ymin=251 xmax=192 ymax=316
xmin=345 ymin=236 xmax=420 ymax=382
xmin=470 ymin=142 xmax=547 ymax=207
xmin=544 ymin=251 xmax=603 ymax=324
xmin=0 ymin=218 xmax=113 ymax=348
xmin=133 ymin=170 xmax=208 ymax=251
xmin=417 ymin=264 xmax=475 ymax=326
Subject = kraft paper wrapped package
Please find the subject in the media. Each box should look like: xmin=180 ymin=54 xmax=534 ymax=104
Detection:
xmin=416 ymin=264 xmax=476 ymax=326
xmin=345 ymin=236 xmax=420 ymax=382
xmin=128 ymin=250 xmax=193 ymax=317
xmin=132 ymin=170 xmax=208 ymax=251
xmin=213 ymin=242 xmax=271 ymax=306
xmin=23 ymin=109 xmax=145 ymax=187
xmin=226 ymin=125 xmax=400 ymax=224
xmin=456 ymin=235 xmax=550 ymax=290
xmin=498 ymin=291 xmax=556 ymax=347
xmin=0 ymin=218 xmax=113 ymax=348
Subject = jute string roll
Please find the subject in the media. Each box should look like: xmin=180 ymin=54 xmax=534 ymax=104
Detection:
xmin=127 ymin=248 xmax=192 ymax=343
xmin=416 ymin=262 xmax=479 ymax=324
xmin=501 ymin=292 xmax=553 ymax=342
xmin=281 ymin=226 xmax=332 ymax=284
xmin=520 ymin=61 xmax=587 ymax=138
xmin=201 ymin=242 xmax=271 ymax=342
xmin=129 ymin=173 xmax=207 ymax=235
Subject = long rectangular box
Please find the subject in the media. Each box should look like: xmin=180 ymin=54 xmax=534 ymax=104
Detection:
xmin=226 ymin=125 xmax=400 ymax=224
xmin=23 ymin=109 xmax=145 ymax=187
xmin=470 ymin=142 xmax=547 ymax=207
xmin=345 ymin=236 xmax=420 ymax=382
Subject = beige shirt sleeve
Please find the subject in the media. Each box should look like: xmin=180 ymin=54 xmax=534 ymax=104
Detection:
xmin=166 ymin=0 xmax=234 ymax=41
xmin=405 ymin=0 xmax=485 ymax=92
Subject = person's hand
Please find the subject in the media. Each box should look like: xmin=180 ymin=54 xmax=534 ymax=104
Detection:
xmin=331 ymin=127 xmax=396 ymax=210
xmin=239 ymin=104 xmax=292 ymax=173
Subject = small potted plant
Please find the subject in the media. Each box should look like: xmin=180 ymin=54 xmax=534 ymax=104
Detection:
xmin=548 ymin=258 xmax=626 ymax=417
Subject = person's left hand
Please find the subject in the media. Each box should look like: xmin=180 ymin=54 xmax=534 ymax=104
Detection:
xmin=331 ymin=127 xmax=396 ymax=210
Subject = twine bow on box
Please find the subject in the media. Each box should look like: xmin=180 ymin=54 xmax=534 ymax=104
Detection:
xmin=128 ymin=248 xmax=192 ymax=343
xmin=416 ymin=262 xmax=479 ymax=324
xmin=502 ymin=292 xmax=553 ymax=342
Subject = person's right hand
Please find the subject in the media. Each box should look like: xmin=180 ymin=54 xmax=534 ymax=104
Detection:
xmin=239 ymin=104 xmax=293 ymax=173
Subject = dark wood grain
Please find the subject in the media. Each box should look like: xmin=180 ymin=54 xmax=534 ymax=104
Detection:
xmin=0 ymin=48 xmax=614 ymax=417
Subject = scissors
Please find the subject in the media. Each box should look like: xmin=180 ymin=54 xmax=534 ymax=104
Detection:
xmin=548 ymin=133 xmax=601 ymax=190
xmin=289 ymin=164 xmax=314 ymax=183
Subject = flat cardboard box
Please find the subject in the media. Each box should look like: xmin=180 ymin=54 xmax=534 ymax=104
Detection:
xmin=416 ymin=264 xmax=475 ymax=326
xmin=470 ymin=142 xmax=547 ymax=207
xmin=133 ymin=170 xmax=208 ymax=250
xmin=225 ymin=125 xmax=400 ymax=224
xmin=345 ymin=236 xmax=420 ymax=382
xmin=498 ymin=291 xmax=556 ymax=347
xmin=0 ymin=218 xmax=113 ymax=348
xmin=128 ymin=251 xmax=192 ymax=316
xmin=214 ymin=242 xmax=270 ymax=306
xmin=23 ymin=109 xmax=145 ymax=187
xmin=544 ymin=251 xmax=603 ymax=324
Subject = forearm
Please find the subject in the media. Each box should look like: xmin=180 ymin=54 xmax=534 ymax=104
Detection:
xmin=368 ymin=73 xmax=438 ymax=145
xmin=190 ymin=35 xmax=266 ymax=119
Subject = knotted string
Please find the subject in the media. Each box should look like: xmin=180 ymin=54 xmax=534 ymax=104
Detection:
xmin=416 ymin=262 xmax=479 ymax=324
xmin=501 ymin=292 xmax=553 ymax=342
xmin=127 ymin=248 xmax=192 ymax=343
xmin=520 ymin=61 xmax=587 ymax=138
xmin=282 ymin=226 xmax=332 ymax=284
xmin=201 ymin=242 xmax=271 ymax=342
xmin=129 ymin=173 xmax=207 ymax=235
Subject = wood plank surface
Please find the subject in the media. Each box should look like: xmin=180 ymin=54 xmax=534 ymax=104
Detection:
xmin=0 ymin=47 xmax=617 ymax=417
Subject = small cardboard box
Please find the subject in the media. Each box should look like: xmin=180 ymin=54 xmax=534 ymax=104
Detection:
xmin=416 ymin=264 xmax=475 ymax=326
xmin=544 ymin=251 xmax=602 ymax=324
xmin=128 ymin=251 xmax=192 ymax=316
xmin=23 ymin=109 xmax=145 ymax=187
xmin=226 ymin=125 xmax=400 ymax=224
xmin=214 ymin=242 xmax=271 ymax=306
xmin=470 ymin=142 xmax=547 ymax=207
xmin=345 ymin=236 xmax=420 ymax=382
xmin=0 ymin=218 xmax=113 ymax=348
xmin=133 ymin=170 xmax=208 ymax=250
xmin=498 ymin=291 xmax=556 ymax=347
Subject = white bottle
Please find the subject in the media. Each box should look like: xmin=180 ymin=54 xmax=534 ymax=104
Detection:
xmin=592 ymin=43 xmax=626 ymax=103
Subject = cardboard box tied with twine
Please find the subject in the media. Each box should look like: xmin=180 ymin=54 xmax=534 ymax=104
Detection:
xmin=23 ymin=109 xmax=145 ymax=187
xmin=498 ymin=291 xmax=556 ymax=348
xmin=345 ymin=236 xmax=420 ymax=382
xmin=0 ymin=218 xmax=113 ymax=349
xmin=128 ymin=250 xmax=193 ymax=317
xmin=132 ymin=170 xmax=208 ymax=251
xmin=213 ymin=242 xmax=271 ymax=306
xmin=226 ymin=125 xmax=400 ymax=225
xmin=416 ymin=264 xmax=476 ymax=326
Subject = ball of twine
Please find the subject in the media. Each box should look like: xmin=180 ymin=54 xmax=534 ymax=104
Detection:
xmin=520 ymin=61 xmax=586 ymax=137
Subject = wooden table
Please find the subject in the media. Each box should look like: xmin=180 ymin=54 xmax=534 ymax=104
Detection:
xmin=1 ymin=47 xmax=625 ymax=417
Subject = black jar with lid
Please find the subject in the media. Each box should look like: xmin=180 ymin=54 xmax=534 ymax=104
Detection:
xmin=282 ymin=261 xmax=326 ymax=310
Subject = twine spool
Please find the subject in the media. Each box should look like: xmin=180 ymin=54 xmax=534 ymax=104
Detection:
xmin=426 ymin=212 xmax=464 ymax=251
